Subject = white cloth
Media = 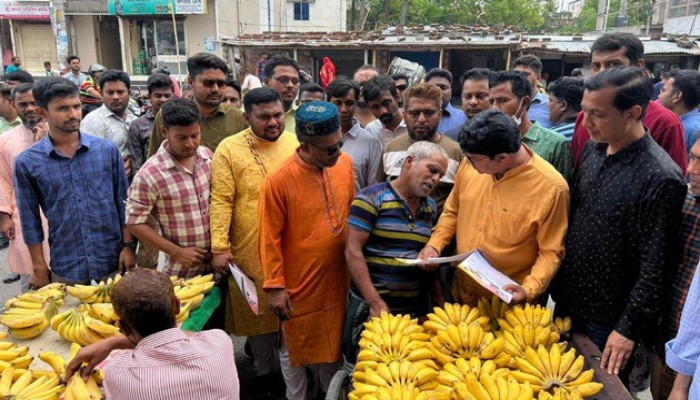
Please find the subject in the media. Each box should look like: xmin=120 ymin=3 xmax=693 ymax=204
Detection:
xmin=80 ymin=105 xmax=137 ymax=157
xmin=364 ymin=119 xmax=408 ymax=146
xmin=280 ymin=326 xmax=339 ymax=400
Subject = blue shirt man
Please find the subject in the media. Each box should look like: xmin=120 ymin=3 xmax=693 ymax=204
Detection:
xmin=681 ymin=110 xmax=700 ymax=154
xmin=438 ymin=102 xmax=467 ymax=134
xmin=529 ymin=91 xmax=552 ymax=128
xmin=13 ymin=77 xmax=134 ymax=287
xmin=658 ymin=70 xmax=700 ymax=153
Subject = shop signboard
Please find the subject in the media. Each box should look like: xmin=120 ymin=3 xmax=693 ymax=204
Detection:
xmin=0 ymin=1 xmax=50 ymax=20
xmin=107 ymin=0 xmax=205 ymax=15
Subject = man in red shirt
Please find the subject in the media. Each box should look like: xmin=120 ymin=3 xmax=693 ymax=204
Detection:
xmin=571 ymin=33 xmax=687 ymax=175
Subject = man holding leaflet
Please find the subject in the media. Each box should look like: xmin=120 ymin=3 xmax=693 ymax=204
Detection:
xmin=419 ymin=110 xmax=569 ymax=306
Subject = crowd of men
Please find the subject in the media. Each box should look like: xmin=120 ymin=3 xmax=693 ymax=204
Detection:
xmin=2 ymin=31 xmax=700 ymax=400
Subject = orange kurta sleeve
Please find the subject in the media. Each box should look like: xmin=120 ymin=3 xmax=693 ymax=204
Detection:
xmin=521 ymin=185 xmax=569 ymax=301
xmin=258 ymin=175 xmax=288 ymax=291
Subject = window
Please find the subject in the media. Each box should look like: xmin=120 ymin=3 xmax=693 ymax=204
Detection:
xmin=294 ymin=2 xmax=309 ymax=21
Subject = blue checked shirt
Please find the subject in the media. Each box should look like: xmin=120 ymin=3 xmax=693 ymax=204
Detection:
xmin=14 ymin=133 xmax=127 ymax=281
xmin=666 ymin=260 xmax=700 ymax=399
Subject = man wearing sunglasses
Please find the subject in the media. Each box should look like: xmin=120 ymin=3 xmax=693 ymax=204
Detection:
xmin=148 ymin=53 xmax=248 ymax=156
xmin=391 ymin=73 xmax=409 ymax=108
xmin=419 ymin=110 xmax=569 ymax=307
xmin=264 ymin=55 xmax=301 ymax=134
xmin=377 ymin=83 xmax=462 ymax=214
xmin=259 ymin=102 xmax=354 ymax=400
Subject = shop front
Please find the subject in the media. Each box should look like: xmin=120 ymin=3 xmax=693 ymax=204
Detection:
xmin=0 ymin=1 xmax=56 ymax=74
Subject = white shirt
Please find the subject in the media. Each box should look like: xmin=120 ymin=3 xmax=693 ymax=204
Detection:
xmin=241 ymin=74 xmax=262 ymax=93
xmin=80 ymin=105 xmax=137 ymax=157
xmin=342 ymin=122 xmax=382 ymax=192
xmin=365 ymin=118 xmax=408 ymax=146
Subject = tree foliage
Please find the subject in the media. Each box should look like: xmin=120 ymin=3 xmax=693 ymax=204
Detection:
xmin=352 ymin=0 xmax=563 ymax=31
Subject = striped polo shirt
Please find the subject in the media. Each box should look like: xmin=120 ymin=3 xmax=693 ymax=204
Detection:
xmin=348 ymin=182 xmax=438 ymax=317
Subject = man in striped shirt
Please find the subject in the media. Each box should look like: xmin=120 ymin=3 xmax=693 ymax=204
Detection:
xmin=342 ymin=141 xmax=448 ymax=364
xmin=548 ymin=77 xmax=583 ymax=142
xmin=65 ymin=268 xmax=239 ymax=400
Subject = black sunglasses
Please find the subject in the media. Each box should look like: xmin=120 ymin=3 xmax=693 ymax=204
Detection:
xmin=305 ymin=134 xmax=347 ymax=156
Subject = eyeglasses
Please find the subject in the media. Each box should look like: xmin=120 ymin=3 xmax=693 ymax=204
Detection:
xmin=201 ymin=79 xmax=228 ymax=88
xmin=273 ymin=76 xmax=301 ymax=85
xmin=466 ymin=154 xmax=490 ymax=164
xmin=406 ymin=109 xmax=439 ymax=119
xmin=305 ymin=134 xmax=347 ymax=156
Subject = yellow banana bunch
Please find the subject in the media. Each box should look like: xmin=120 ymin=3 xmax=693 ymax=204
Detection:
xmin=538 ymin=387 xmax=584 ymax=400
xmin=498 ymin=304 xmax=553 ymax=332
xmin=66 ymin=274 xmax=123 ymax=304
xmin=1 ymin=297 xmax=61 ymax=340
xmin=436 ymin=357 xmax=511 ymax=388
xmin=173 ymin=277 xmax=214 ymax=310
xmin=477 ymin=296 xmax=511 ymax=332
xmin=355 ymin=312 xmax=437 ymax=368
xmin=352 ymin=360 xmax=439 ymax=392
xmin=429 ymin=323 xmax=504 ymax=365
xmin=1 ymin=369 xmax=64 ymax=400
xmin=510 ymin=345 xmax=603 ymax=397
xmin=349 ymin=382 xmax=439 ymax=400
xmin=175 ymin=301 xmax=194 ymax=324
xmin=64 ymin=372 xmax=102 ymax=400
xmin=183 ymin=273 xmax=214 ymax=286
xmin=78 ymin=303 xmax=119 ymax=324
xmin=38 ymin=351 xmax=67 ymax=378
xmin=441 ymin=372 xmax=534 ymax=400
xmin=553 ymin=317 xmax=572 ymax=338
xmin=501 ymin=324 xmax=562 ymax=359
xmin=423 ymin=303 xmax=491 ymax=333
xmin=52 ymin=309 xmax=120 ymax=346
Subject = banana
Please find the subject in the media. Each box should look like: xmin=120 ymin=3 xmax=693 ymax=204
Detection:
xmin=50 ymin=310 xmax=72 ymax=331
xmin=9 ymin=317 xmax=49 ymax=340
xmin=9 ymin=369 xmax=32 ymax=396
xmin=84 ymin=315 xmax=120 ymax=337
xmin=85 ymin=376 xmax=102 ymax=399
xmin=67 ymin=374 xmax=94 ymax=400
xmin=9 ymin=354 xmax=33 ymax=369
xmin=184 ymin=273 xmax=214 ymax=286
xmin=0 ymin=312 xmax=47 ymax=329
xmin=0 ymin=365 xmax=14 ymax=396
xmin=39 ymin=351 xmax=67 ymax=376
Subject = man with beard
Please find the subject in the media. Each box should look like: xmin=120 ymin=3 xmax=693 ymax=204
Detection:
xmin=419 ymin=110 xmax=569 ymax=306
xmin=148 ymin=53 xmax=248 ymax=155
xmin=210 ymin=88 xmax=298 ymax=398
xmin=377 ymin=83 xmax=462 ymax=213
xmin=353 ymin=65 xmax=380 ymax=127
xmin=364 ymin=75 xmax=407 ymax=146
xmin=444 ymin=68 xmax=492 ymax=141
xmin=14 ymin=77 xmax=134 ymax=287
xmin=0 ymin=84 xmax=50 ymax=291
xmin=80 ymin=70 xmax=137 ymax=176
xmin=63 ymin=56 xmax=87 ymax=88
xmin=424 ymin=68 xmax=466 ymax=134
xmin=126 ymin=98 xmax=213 ymax=279
xmin=263 ymin=55 xmax=301 ymax=133
xmin=342 ymin=141 xmax=448 ymax=364
xmin=259 ymin=102 xmax=354 ymax=400
xmin=327 ymin=77 xmax=382 ymax=191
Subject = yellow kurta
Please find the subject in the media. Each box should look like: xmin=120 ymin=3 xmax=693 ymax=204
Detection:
xmin=427 ymin=147 xmax=570 ymax=305
xmin=210 ymin=128 xmax=299 ymax=336
xmin=259 ymin=152 xmax=355 ymax=367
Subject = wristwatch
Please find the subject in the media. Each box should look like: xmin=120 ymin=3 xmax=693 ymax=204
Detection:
xmin=121 ymin=242 xmax=138 ymax=250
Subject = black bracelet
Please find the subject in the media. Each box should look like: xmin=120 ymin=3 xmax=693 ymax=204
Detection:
xmin=121 ymin=242 xmax=138 ymax=250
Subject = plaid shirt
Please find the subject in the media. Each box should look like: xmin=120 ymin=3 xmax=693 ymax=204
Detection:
xmin=126 ymin=142 xmax=213 ymax=278
xmin=14 ymin=133 xmax=127 ymax=281
xmin=668 ymin=191 xmax=700 ymax=338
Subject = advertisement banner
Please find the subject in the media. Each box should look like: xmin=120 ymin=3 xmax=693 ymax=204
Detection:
xmin=107 ymin=0 xmax=205 ymax=15
xmin=0 ymin=1 xmax=50 ymax=20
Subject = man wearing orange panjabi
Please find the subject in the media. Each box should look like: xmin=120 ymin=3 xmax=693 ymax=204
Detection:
xmin=0 ymin=84 xmax=50 ymax=291
xmin=209 ymin=88 xmax=298 ymax=391
xmin=259 ymin=101 xmax=354 ymax=400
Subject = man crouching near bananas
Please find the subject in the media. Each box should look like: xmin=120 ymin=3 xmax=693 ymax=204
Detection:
xmin=342 ymin=141 xmax=449 ymax=366
xmin=64 ymin=268 xmax=240 ymax=399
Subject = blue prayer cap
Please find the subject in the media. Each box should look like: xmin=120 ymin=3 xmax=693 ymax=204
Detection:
xmin=295 ymin=101 xmax=340 ymax=137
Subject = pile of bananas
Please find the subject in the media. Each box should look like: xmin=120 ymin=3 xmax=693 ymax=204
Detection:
xmin=0 ymin=284 xmax=65 ymax=340
xmin=51 ymin=309 xmax=120 ymax=346
xmin=38 ymin=343 xmax=106 ymax=400
xmin=66 ymin=275 xmax=122 ymax=304
xmin=355 ymin=312 xmax=436 ymax=371
xmin=510 ymin=345 xmax=603 ymax=398
xmin=172 ymin=274 xmax=215 ymax=311
xmin=429 ymin=323 xmax=504 ymax=365
xmin=0 ymin=367 xmax=64 ymax=400
xmin=78 ymin=303 xmax=119 ymax=325
xmin=349 ymin=297 xmax=604 ymax=400
xmin=423 ymin=303 xmax=490 ymax=333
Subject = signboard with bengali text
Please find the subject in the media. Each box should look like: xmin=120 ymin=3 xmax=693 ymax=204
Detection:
xmin=107 ymin=0 xmax=204 ymax=15
xmin=0 ymin=1 xmax=50 ymax=20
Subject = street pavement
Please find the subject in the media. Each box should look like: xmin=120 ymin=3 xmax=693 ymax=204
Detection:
xmin=0 ymin=247 xmax=653 ymax=400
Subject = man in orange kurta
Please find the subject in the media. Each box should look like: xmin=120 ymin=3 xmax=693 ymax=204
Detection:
xmin=259 ymin=101 xmax=354 ymax=400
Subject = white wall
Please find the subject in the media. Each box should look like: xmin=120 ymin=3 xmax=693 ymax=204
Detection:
xmin=282 ymin=0 xmax=347 ymax=32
